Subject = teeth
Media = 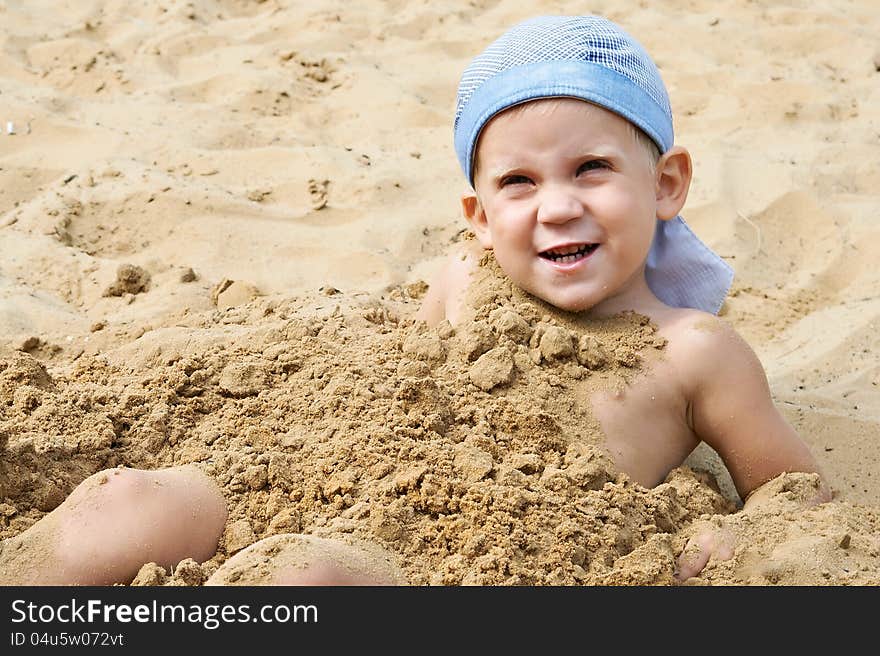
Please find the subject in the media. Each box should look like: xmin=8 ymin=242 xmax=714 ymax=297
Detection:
xmin=542 ymin=244 xmax=596 ymax=261
xmin=549 ymin=246 xmax=582 ymax=256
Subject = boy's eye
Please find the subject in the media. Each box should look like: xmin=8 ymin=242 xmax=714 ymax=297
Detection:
xmin=577 ymin=159 xmax=610 ymax=174
xmin=500 ymin=174 xmax=532 ymax=187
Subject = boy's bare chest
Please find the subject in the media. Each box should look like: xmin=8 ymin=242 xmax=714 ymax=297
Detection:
xmin=589 ymin=357 xmax=699 ymax=488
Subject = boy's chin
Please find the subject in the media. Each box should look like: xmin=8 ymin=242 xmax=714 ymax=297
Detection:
xmin=546 ymin=298 xmax=595 ymax=313
xmin=522 ymin=286 xmax=596 ymax=314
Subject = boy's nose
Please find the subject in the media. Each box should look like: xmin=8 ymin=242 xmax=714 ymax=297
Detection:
xmin=536 ymin=187 xmax=583 ymax=225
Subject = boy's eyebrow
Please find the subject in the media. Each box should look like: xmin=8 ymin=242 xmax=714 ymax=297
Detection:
xmin=484 ymin=163 xmax=521 ymax=179
xmin=483 ymin=146 xmax=625 ymax=177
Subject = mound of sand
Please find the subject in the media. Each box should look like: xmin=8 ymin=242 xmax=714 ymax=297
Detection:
xmin=2 ymin=256 xmax=878 ymax=586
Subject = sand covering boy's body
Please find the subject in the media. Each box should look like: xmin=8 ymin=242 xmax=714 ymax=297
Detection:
xmin=416 ymin=15 xmax=829 ymax=575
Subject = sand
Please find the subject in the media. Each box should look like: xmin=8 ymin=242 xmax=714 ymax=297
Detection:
xmin=1 ymin=0 xmax=879 ymax=586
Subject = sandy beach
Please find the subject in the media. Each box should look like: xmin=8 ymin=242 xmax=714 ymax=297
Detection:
xmin=1 ymin=0 xmax=878 ymax=585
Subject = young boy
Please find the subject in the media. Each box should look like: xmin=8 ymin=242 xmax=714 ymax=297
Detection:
xmin=0 ymin=15 xmax=829 ymax=586
xmin=416 ymin=15 xmax=830 ymax=578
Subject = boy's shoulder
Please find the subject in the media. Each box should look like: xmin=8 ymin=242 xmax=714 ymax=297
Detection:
xmin=652 ymin=305 xmax=731 ymax=338
xmin=649 ymin=304 xmax=763 ymax=403
xmin=414 ymin=239 xmax=482 ymax=327
xmin=651 ymin=305 xmax=744 ymax=365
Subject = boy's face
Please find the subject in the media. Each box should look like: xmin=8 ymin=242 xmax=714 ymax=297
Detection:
xmin=465 ymin=98 xmax=670 ymax=314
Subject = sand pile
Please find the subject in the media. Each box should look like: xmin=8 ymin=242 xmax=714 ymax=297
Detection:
xmin=2 ymin=256 xmax=878 ymax=585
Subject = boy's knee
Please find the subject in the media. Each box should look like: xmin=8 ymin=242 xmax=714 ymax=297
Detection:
xmin=273 ymin=560 xmax=396 ymax=586
xmin=67 ymin=467 xmax=152 ymax=509
xmin=206 ymin=534 xmax=405 ymax=586
xmin=68 ymin=466 xmax=226 ymax=530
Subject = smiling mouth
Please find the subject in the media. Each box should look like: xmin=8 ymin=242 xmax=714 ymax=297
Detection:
xmin=539 ymin=243 xmax=599 ymax=263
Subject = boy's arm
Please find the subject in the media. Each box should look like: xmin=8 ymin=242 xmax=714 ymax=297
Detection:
xmin=683 ymin=318 xmax=830 ymax=504
xmin=674 ymin=318 xmax=830 ymax=581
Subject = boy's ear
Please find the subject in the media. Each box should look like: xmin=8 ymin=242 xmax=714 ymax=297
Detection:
xmin=461 ymin=192 xmax=493 ymax=248
xmin=655 ymin=146 xmax=692 ymax=221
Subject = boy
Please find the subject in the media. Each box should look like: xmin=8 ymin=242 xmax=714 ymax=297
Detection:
xmin=416 ymin=15 xmax=829 ymax=578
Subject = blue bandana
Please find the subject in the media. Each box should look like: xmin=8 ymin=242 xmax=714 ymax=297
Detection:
xmin=453 ymin=15 xmax=733 ymax=314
